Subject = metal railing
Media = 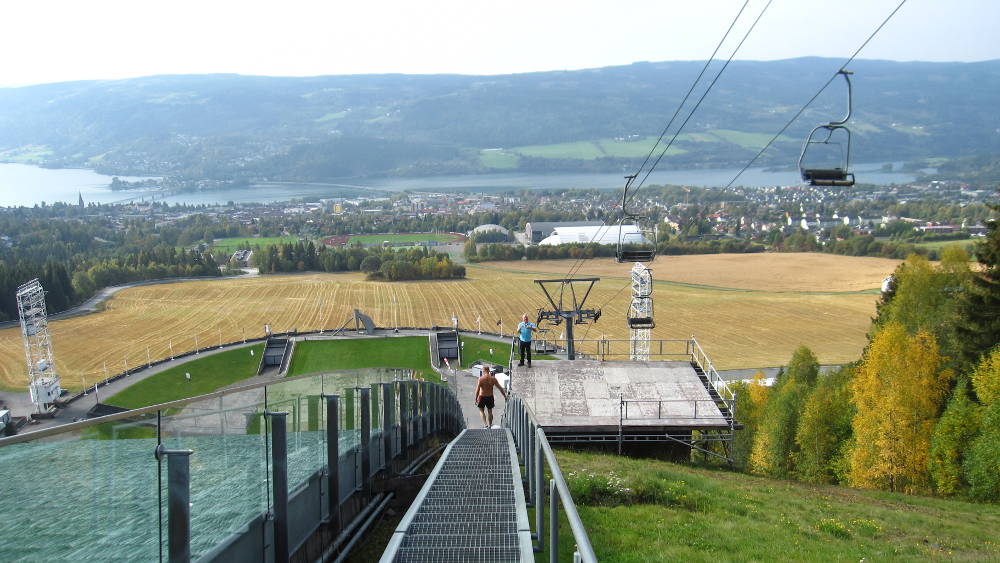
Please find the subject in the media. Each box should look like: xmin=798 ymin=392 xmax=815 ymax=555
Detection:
xmin=621 ymin=398 xmax=728 ymax=420
xmin=0 ymin=370 xmax=464 ymax=562
xmin=504 ymin=394 xmax=597 ymax=563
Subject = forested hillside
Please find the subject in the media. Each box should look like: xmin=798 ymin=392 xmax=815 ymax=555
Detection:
xmin=1 ymin=58 xmax=998 ymax=179
xmin=731 ymin=208 xmax=1000 ymax=502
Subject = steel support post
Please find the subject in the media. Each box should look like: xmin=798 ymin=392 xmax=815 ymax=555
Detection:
xmin=155 ymin=444 xmax=193 ymax=563
xmin=382 ymin=383 xmax=394 ymax=465
xmin=265 ymin=411 xmax=289 ymax=563
xmin=360 ymin=387 xmax=372 ymax=496
xmin=565 ymin=316 xmax=576 ymax=360
xmin=549 ymin=479 xmax=559 ymax=563
xmin=322 ymin=394 xmax=341 ymax=534
xmin=399 ymin=382 xmax=409 ymax=453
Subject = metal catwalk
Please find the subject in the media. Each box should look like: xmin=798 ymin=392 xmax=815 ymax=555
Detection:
xmin=381 ymin=429 xmax=533 ymax=562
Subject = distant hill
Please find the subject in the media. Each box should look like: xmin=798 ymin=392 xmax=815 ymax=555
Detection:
xmin=1 ymin=58 xmax=998 ymax=180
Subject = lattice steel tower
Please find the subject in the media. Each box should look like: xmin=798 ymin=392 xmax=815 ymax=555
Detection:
xmin=628 ymin=263 xmax=655 ymax=360
xmin=16 ymin=279 xmax=62 ymax=412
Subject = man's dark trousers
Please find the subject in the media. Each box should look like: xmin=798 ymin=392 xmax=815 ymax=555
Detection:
xmin=519 ymin=339 xmax=531 ymax=366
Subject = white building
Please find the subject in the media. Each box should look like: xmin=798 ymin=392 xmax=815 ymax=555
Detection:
xmin=538 ymin=224 xmax=651 ymax=246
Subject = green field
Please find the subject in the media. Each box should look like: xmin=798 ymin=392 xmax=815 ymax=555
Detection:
xmin=539 ymin=449 xmax=1000 ymax=562
xmin=913 ymin=239 xmax=978 ymax=253
xmin=491 ymin=129 xmax=795 ymax=163
xmin=105 ymin=344 xmax=265 ymax=409
xmin=286 ymin=337 xmax=437 ymax=381
xmin=347 ymin=233 xmax=460 ymax=245
xmin=0 ymin=145 xmax=54 ymax=163
xmin=211 ymin=236 xmax=302 ymax=252
xmin=478 ymin=149 xmax=520 ymax=169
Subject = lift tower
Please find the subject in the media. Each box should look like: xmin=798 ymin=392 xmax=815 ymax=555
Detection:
xmin=628 ymin=263 xmax=655 ymax=360
xmin=535 ymin=278 xmax=601 ymax=360
xmin=16 ymin=279 xmax=61 ymax=412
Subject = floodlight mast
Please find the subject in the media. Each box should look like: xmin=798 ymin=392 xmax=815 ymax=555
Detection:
xmin=534 ymin=278 xmax=601 ymax=360
xmin=16 ymin=279 xmax=61 ymax=413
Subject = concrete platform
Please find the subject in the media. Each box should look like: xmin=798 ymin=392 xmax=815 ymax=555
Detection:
xmin=510 ymin=359 xmax=729 ymax=433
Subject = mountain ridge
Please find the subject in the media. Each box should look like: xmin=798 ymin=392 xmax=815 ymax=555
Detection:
xmin=1 ymin=58 xmax=998 ymax=180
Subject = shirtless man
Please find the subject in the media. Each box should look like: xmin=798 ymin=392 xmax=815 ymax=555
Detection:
xmin=474 ymin=365 xmax=508 ymax=428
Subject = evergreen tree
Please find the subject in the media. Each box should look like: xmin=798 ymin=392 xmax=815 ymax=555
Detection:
xmin=957 ymin=204 xmax=1000 ymax=366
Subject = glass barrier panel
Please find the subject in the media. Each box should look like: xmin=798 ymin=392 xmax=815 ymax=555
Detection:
xmin=264 ymin=375 xmax=327 ymax=492
xmin=0 ymin=411 xmax=160 ymax=561
xmin=157 ymin=385 xmax=269 ymax=560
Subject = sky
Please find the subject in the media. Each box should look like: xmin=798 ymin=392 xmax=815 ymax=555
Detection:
xmin=1 ymin=0 xmax=998 ymax=87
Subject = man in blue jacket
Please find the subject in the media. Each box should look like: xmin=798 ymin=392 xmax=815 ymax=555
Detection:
xmin=516 ymin=313 xmax=537 ymax=367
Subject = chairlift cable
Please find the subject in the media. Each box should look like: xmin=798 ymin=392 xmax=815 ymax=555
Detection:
xmin=630 ymin=0 xmax=752 ymax=183
xmin=559 ymin=1 xmax=758 ymax=282
xmin=722 ymin=0 xmax=908 ymax=189
xmin=625 ymin=0 xmax=775 ymax=211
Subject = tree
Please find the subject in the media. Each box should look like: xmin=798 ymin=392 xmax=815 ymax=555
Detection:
xmin=749 ymin=347 xmax=819 ymax=477
xmin=963 ymin=400 xmax=1000 ymax=501
xmin=956 ymin=204 xmax=1000 ymax=366
xmin=928 ymin=379 xmax=981 ymax=496
xmin=731 ymin=371 xmax=770 ymax=471
xmin=848 ymin=323 xmax=953 ymax=494
xmin=360 ymin=255 xmax=382 ymax=274
xmin=793 ymin=366 xmax=854 ymax=484
xmin=970 ymin=345 xmax=1000 ymax=406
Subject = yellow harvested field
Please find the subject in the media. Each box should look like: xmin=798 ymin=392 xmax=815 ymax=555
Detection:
xmin=478 ymin=253 xmax=902 ymax=292
xmin=0 ymin=253 xmax=896 ymax=390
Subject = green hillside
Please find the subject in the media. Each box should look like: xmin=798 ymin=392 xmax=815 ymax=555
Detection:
xmin=545 ymin=449 xmax=1000 ymax=562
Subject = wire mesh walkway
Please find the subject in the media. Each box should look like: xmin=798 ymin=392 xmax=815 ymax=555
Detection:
xmin=381 ymin=429 xmax=533 ymax=562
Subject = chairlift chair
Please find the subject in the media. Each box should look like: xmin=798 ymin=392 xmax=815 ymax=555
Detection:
xmin=798 ymin=70 xmax=856 ymax=187
xmin=616 ymin=174 xmax=657 ymax=263
xmin=627 ymin=298 xmax=655 ymax=329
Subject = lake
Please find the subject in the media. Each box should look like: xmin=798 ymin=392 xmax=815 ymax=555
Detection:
xmin=0 ymin=162 xmax=919 ymax=207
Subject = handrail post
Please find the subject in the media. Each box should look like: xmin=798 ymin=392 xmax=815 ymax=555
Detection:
xmin=549 ymin=479 xmax=558 ymax=563
xmin=618 ymin=393 xmax=624 ymax=455
xmin=360 ymin=387 xmax=372 ymax=497
xmin=155 ymin=444 xmax=193 ymax=563
xmin=535 ymin=430 xmax=544 ymax=551
xmin=322 ymin=394 xmax=341 ymax=534
xmin=265 ymin=410 xmax=289 ymax=563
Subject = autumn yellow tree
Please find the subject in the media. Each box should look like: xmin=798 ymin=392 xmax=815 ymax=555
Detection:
xmin=849 ymin=322 xmax=953 ymax=494
xmin=971 ymin=345 xmax=1000 ymax=406
xmin=731 ymin=370 xmax=770 ymax=470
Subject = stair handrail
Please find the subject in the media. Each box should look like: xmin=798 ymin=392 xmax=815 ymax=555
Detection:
xmin=689 ymin=336 xmax=734 ymax=404
xmin=504 ymin=393 xmax=597 ymax=562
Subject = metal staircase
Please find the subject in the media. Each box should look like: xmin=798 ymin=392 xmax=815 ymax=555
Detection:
xmin=381 ymin=429 xmax=532 ymax=562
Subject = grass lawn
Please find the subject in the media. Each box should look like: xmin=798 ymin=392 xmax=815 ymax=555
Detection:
xmin=913 ymin=239 xmax=977 ymax=253
xmin=211 ymin=236 xmax=302 ymax=252
xmin=538 ymin=449 xmax=1000 ymax=562
xmin=347 ymin=233 xmax=460 ymax=245
xmin=104 ymin=344 xmax=265 ymax=409
xmin=286 ymin=337 xmax=437 ymax=381
xmin=459 ymin=335 xmax=556 ymax=368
